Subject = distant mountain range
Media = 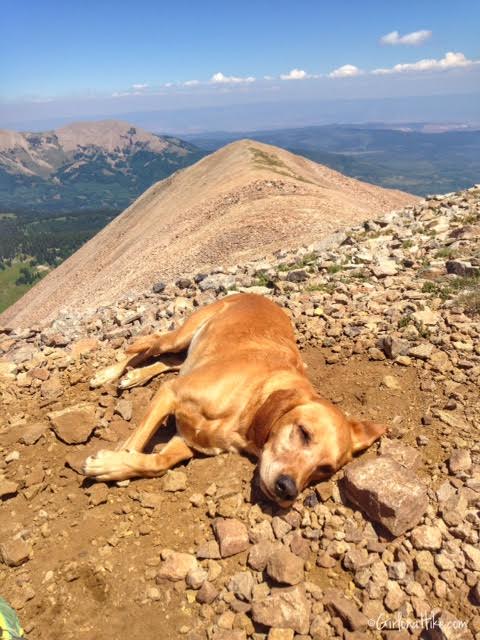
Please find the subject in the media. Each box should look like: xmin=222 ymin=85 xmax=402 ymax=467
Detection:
xmin=1 ymin=120 xmax=479 ymax=217
xmin=183 ymin=124 xmax=480 ymax=196
xmin=0 ymin=120 xmax=204 ymax=213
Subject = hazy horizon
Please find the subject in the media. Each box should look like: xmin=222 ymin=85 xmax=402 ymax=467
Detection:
xmin=2 ymin=92 xmax=480 ymax=135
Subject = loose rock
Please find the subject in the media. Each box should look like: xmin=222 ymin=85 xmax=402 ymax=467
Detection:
xmin=48 ymin=403 xmax=97 ymax=444
xmin=251 ymin=584 xmax=311 ymax=634
xmin=213 ymin=519 xmax=249 ymax=557
xmin=342 ymin=456 xmax=428 ymax=536
xmin=157 ymin=552 xmax=197 ymax=581
xmin=266 ymin=547 xmax=304 ymax=585
xmin=0 ymin=539 xmax=31 ymax=567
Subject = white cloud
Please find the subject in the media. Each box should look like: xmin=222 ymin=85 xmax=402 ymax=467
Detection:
xmin=183 ymin=79 xmax=200 ymax=86
xmin=280 ymin=68 xmax=310 ymax=80
xmin=263 ymin=75 xmax=273 ymax=80
xmin=132 ymin=83 xmax=148 ymax=90
xmin=329 ymin=64 xmax=363 ymax=78
xmin=372 ymin=51 xmax=479 ymax=75
xmin=210 ymin=72 xmax=255 ymax=84
xmin=380 ymin=29 xmax=432 ymax=46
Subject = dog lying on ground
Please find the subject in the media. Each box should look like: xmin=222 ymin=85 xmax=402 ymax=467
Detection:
xmin=83 ymin=294 xmax=385 ymax=506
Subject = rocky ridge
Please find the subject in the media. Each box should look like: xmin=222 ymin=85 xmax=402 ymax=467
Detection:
xmin=0 ymin=186 xmax=479 ymax=640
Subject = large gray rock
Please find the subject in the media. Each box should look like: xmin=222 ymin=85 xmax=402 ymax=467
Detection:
xmin=342 ymin=456 xmax=428 ymax=537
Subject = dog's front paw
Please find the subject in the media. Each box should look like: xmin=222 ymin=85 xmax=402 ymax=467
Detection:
xmin=83 ymin=449 xmax=133 ymax=481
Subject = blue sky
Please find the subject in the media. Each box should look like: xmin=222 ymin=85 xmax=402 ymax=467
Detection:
xmin=1 ymin=0 xmax=479 ymax=130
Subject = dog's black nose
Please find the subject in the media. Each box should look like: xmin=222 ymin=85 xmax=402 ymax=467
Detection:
xmin=274 ymin=475 xmax=298 ymax=500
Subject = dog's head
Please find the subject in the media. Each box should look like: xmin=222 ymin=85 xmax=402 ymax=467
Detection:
xmin=250 ymin=388 xmax=386 ymax=506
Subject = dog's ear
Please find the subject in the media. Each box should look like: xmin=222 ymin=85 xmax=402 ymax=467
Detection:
xmin=349 ymin=418 xmax=387 ymax=454
xmin=249 ymin=389 xmax=306 ymax=449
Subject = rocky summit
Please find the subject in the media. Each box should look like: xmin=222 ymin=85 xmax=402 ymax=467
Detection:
xmin=0 ymin=186 xmax=479 ymax=640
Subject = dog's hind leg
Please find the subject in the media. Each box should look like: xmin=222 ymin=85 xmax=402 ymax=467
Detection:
xmin=89 ymin=351 xmax=152 ymax=388
xmin=119 ymin=354 xmax=182 ymax=389
xmin=126 ymin=295 xmax=240 ymax=358
xmin=90 ymin=295 xmax=239 ymax=389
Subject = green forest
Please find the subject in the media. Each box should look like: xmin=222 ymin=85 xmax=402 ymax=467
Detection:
xmin=0 ymin=209 xmax=117 ymax=313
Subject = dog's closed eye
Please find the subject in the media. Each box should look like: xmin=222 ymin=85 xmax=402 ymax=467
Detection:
xmin=298 ymin=424 xmax=312 ymax=445
xmin=316 ymin=463 xmax=334 ymax=476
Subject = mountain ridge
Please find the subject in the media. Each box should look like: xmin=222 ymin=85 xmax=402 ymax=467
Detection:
xmin=0 ymin=139 xmax=417 ymax=327
xmin=183 ymin=124 xmax=480 ymax=196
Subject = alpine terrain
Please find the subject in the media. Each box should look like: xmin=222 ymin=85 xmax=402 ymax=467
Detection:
xmin=0 ymin=139 xmax=416 ymax=327
xmin=0 ymin=184 xmax=479 ymax=640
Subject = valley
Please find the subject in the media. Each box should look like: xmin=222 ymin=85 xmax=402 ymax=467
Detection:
xmin=0 ymin=261 xmax=45 ymax=314
xmin=0 ymin=120 xmax=205 ymax=310
xmin=0 ymin=209 xmax=117 ymax=312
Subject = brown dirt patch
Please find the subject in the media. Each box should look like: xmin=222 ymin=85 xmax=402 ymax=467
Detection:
xmin=2 ymin=342 xmax=463 ymax=640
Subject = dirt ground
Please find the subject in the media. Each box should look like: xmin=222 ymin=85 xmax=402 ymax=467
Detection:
xmin=1 ymin=341 xmax=467 ymax=640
